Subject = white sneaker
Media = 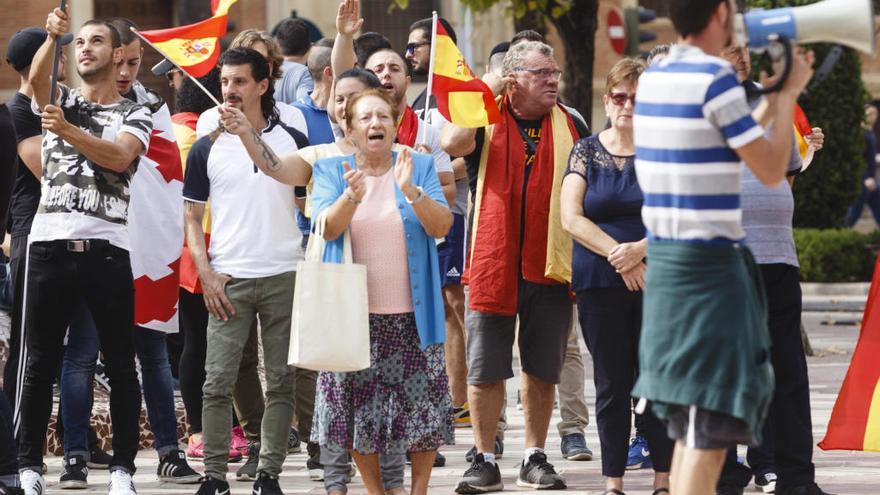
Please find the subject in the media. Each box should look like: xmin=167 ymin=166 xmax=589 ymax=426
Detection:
xmin=107 ymin=470 xmax=137 ymax=495
xmin=20 ymin=469 xmax=46 ymax=495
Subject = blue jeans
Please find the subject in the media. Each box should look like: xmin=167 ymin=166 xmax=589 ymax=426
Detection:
xmin=62 ymin=307 xmax=178 ymax=457
xmin=846 ymin=185 xmax=880 ymax=226
xmin=321 ymin=445 xmax=404 ymax=493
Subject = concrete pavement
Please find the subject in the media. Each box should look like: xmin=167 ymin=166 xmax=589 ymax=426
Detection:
xmin=34 ymin=309 xmax=880 ymax=494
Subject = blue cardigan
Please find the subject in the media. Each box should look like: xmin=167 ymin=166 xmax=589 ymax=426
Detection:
xmin=310 ymin=151 xmax=448 ymax=348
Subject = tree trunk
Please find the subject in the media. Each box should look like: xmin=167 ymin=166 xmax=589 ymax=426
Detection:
xmin=549 ymin=0 xmax=598 ymax=127
xmin=514 ymin=9 xmax=546 ymax=36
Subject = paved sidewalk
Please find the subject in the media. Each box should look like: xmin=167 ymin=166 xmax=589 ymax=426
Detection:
xmin=39 ymin=310 xmax=879 ymax=494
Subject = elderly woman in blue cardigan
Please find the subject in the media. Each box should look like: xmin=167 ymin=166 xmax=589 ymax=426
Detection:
xmin=309 ymin=89 xmax=454 ymax=495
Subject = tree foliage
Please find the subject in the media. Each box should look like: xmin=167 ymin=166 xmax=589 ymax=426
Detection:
xmin=748 ymin=0 xmax=868 ymax=228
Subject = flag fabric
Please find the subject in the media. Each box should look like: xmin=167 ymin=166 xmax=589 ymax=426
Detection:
xmin=430 ymin=21 xmax=502 ymax=128
xmin=793 ymin=103 xmax=813 ymax=161
xmin=138 ymin=0 xmax=237 ymax=78
xmin=128 ymin=82 xmax=185 ymax=333
xmin=819 ymin=254 xmax=880 ymax=452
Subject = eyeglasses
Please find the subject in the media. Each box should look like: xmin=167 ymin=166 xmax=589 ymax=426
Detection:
xmin=512 ymin=67 xmax=562 ymax=80
xmin=164 ymin=68 xmax=182 ymax=82
xmin=609 ymin=92 xmax=636 ymax=106
xmin=405 ymin=41 xmax=430 ymax=54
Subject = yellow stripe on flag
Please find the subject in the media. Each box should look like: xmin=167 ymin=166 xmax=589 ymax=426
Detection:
xmin=449 ymin=92 xmax=490 ymax=128
xmin=214 ymin=0 xmax=236 ymax=15
xmin=153 ymin=37 xmax=218 ymax=67
xmin=865 ymin=379 xmax=880 ymax=451
xmin=434 ymin=35 xmax=475 ymax=83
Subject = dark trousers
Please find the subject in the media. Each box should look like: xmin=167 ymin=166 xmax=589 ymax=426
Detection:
xmin=846 ymin=185 xmax=880 ymax=227
xmin=16 ymin=240 xmax=141 ymax=473
xmin=718 ymin=263 xmax=815 ymax=489
xmin=3 ymin=234 xmax=28 ymax=409
xmin=0 ymin=392 xmax=16 ymax=477
xmin=576 ymin=288 xmax=673 ymax=477
xmin=179 ymin=288 xmax=208 ymax=434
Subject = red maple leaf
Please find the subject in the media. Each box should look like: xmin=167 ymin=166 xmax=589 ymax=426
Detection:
xmin=146 ymin=131 xmax=184 ymax=183
xmin=134 ymin=258 xmax=181 ymax=325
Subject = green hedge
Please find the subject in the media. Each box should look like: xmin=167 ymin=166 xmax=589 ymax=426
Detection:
xmin=794 ymin=229 xmax=879 ymax=282
xmin=748 ymin=0 xmax=868 ymax=228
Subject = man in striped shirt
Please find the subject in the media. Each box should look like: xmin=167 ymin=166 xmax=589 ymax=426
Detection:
xmin=631 ymin=1 xmax=814 ymax=494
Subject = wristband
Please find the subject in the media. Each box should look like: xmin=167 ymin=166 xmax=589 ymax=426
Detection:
xmin=345 ymin=192 xmax=361 ymax=204
xmin=405 ymin=186 xmax=425 ymax=205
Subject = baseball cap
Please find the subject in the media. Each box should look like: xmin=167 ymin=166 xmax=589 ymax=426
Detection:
xmin=151 ymin=58 xmax=176 ymax=77
xmin=6 ymin=28 xmax=74 ymax=71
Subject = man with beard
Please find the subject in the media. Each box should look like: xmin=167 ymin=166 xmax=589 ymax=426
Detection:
xmin=53 ymin=17 xmax=200 ymax=488
xmin=15 ymin=6 xmax=152 ymax=495
xmin=184 ymin=48 xmax=307 ymax=495
xmin=332 ymin=0 xmax=455 ymax=206
xmin=631 ymin=0 xmax=814 ymax=493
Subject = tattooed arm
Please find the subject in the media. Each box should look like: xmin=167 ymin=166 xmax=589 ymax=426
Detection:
xmin=219 ymin=105 xmax=312 ymax=186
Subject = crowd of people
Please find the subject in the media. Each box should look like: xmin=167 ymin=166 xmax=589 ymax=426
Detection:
xmin=0 ymin=0 xmax=838 ymax=494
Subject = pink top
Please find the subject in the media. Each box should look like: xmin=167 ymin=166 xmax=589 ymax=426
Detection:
xmin=350 ymin=168 xmax=414 ymax=314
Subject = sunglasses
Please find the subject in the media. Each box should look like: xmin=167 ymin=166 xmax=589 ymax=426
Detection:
xmin=164 ymin=68 xmax=182 ymax=81
xmin=609 ymin=92 xmax=636 ymax=106
xmin=405 ymin=41 xmax=430 ymax=54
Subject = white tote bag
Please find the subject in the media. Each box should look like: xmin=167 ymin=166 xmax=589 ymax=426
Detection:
xmin=288 ymin=213 xmax=370 ymax=372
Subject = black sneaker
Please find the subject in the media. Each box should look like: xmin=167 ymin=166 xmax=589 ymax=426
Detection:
xmin=0 ymin=480 xmax=25 ymax=495
xmin=716 ymin=485 xmax=744 ymax=495
xmin=455 ymin=454 xmax=503 ymax=494
xmin=465 ymin=437 xmax=504 ymax=462
xmin=755 ymin=472 xmax=777 ymax=494
xmin=236 ymin=443 xmax=260 ymax=481
xmin=776 ymin=484 xmax=833 ymax=495
xmin=87 ymin=445 xmax=112 ymax=470
xmin=60 ymin=455 xmax=89 ymax=489
xmin=405 ymin=451 xmax=447 ymax=467
xmin=252 ymin=472 xmax=283 ymax=495
xmin=158 ymin=450 xmax=201 ymax=484
xmin=306 ymin=453 xmax=324 ymax=481
xmin=560 ymin=433 xmax=593 ymax=461
xmin=287 ymin=428 xmax=301 ymax=454
xmin=195 ymin=477 xmax=230 ymax=495
xmin=517 ymin=452 xmax=566 ymax=490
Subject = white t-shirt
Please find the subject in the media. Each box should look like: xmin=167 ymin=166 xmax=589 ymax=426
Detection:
xmin=183 ymin=121 xmax=308 ymax=278
xmin=29 ymin=87 xmax=152 ymax=250
xmin=196 ymin=102 xmax=308 ymax=139
xmin=415 ymin=118 xmax=452 ymax=175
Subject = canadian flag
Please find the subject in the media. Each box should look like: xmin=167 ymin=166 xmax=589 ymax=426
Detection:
xmin=128 ymin=82 xmax=184 ymax=333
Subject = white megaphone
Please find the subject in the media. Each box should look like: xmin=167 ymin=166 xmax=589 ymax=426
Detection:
xmin=735 ymin=0 xmax=876 ymax=55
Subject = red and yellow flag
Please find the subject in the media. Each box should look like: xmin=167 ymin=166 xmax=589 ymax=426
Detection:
xmin=819 ymin=254 xmax=880 ymax=452
xmin=431 ymin=21 xmax=501 ymax=128
xmin=138 ymin=0 xmax=237 ymax=78
xmin=793 ymin=103 xmax=813 ymax=161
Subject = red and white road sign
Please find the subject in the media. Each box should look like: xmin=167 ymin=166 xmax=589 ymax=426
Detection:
xmin=607 ymin=7 xmax=626 ymax=56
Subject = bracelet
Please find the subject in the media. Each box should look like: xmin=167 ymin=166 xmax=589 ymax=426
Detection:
xmin=405 ymin=186 xmax=425 ymax=205
xmin=344 ymin=192 xmax=361 ymax=204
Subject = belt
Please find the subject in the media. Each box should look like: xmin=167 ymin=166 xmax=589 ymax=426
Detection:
xmin=60 ymin=239 xmax=110 ymax=252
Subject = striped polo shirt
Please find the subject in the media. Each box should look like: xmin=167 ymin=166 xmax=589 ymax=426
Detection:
xmin=634 ymin=45 xmax=764 ymax=243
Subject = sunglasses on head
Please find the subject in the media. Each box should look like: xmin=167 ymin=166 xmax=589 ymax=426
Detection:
xmin=609 ymin=92 xmax=636 ymax=106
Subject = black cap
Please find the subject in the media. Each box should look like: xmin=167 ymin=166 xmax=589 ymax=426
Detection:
xmin=6 ymin=28 xmax=73 ymax=71
xmin=151 ymin=58 xmax=176 ymax=77
xmin=489 ymin=41 xmax=510 ymax=58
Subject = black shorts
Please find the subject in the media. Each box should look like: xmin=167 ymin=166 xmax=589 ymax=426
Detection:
xmin=665 ymin=405 xmax=757 ymax=449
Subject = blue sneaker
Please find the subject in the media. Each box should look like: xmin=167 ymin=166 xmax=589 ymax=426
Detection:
xmin=625 ymin=436 xmax=652 ymax=470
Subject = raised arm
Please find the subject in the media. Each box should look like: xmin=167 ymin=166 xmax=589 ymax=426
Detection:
xmin=440 ymin=123 xmax=477 ymax=158
xmin=41 ymin=106 xmax=146 ymax=172
xmin=218 ymin=105 xmax=312 ymax=186
xmin=331 ymin=0 xmax=362 ymax=76
xmin=396 ymin=149 xmax=452 ymax=238
xmin=30 ymin=6 xmax=70 ymax=110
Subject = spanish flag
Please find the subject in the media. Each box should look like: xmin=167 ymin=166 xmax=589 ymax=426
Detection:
xmin=819 ymin=254 xmax=880 ymax=452
xmin=793 ymin=103 xmax=812 ymax=161
xmin=137 ymin=0 xmax=237 ymax=78
xmin=430 ymin=19 xmax=501 ymax=128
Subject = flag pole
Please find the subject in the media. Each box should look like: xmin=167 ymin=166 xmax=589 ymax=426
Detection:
xmin=131 ymin=27 xmax=223 ymax=107
xmin=48 ymin=0 xmax=69 ymax=107
xmin=419 ymin=11 xmax=439 ymax=145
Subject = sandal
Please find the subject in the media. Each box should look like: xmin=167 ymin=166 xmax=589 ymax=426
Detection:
xmin=652 ymin=489 xmax=670 ymax=495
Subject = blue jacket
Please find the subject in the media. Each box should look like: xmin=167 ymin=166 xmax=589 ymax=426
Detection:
xmin=310 ymin=151 xmax=448 ymax=348
xmin=292 ymin=94 xmax=335 ymax=146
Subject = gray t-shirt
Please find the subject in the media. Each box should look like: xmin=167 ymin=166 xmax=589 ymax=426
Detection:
xmin=741 ymin=82 xmax=802 ymax=266
xmin=277 ymin=60 xmax=313 ymax=105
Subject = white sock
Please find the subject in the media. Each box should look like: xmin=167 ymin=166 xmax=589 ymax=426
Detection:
xmin=524 ymin=447 xmax=544 ymax=462
xmin=481 ymin=452 xmax=496 ymax=464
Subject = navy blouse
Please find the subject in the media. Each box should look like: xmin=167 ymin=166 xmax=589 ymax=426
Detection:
xmin=565 ymin=135 xmax=645 ymax=292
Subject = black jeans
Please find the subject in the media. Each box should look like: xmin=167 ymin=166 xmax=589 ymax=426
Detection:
xmin=718 ymin=263 xmax=815 ymax=489
xmin=16 ymin=240 xmax=141 ymax=473
xmin=576 ymin=287 xmax=673 ymax=477
xmin=0 ymin=392 xmax=16 ymax=477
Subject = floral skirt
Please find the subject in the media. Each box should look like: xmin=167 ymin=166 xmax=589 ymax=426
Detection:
xmin=310 ymin=313 xmax=454 ymax=455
